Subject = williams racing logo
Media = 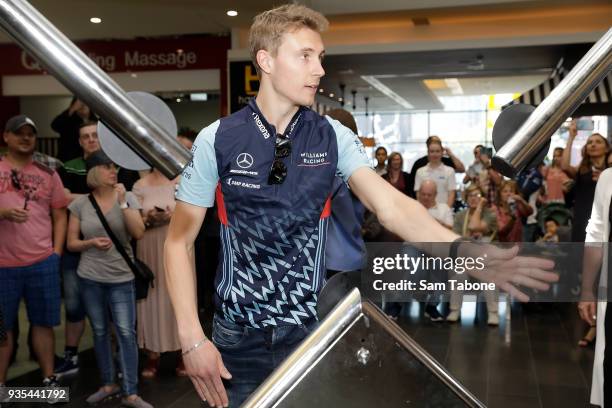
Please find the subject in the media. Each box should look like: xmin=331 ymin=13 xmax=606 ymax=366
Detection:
xmin=298 ymin=152 xmax=330 ymax=166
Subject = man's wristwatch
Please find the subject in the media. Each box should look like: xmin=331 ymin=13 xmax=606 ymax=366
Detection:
xmin=449 ymin=237 xmax=473 ymax=258
xmin=119 ymin=201 xmax=129 ymax=209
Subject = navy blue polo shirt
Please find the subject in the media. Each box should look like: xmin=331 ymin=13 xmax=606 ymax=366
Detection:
xmin=177 ymin=99 xmax=369 ymax=328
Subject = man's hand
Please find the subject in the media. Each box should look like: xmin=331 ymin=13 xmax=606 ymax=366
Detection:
xmin=0 ymin=207 xmax=29 ymax=223
xmin=184 ymin=340 xmax=232 ymax=408
xmin=578 ymin=301 xmax=597 ymax=327
xmin=89 ymin=237 xmax=113 ymax=251
xmin=68 ymin=99 xmax=84 ymax=115
xmin=467 ymin=245 xmax=558 ymax=302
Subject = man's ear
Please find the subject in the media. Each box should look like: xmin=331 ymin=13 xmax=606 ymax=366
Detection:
xmin=256 ymin=49 xmax=273 ymax=75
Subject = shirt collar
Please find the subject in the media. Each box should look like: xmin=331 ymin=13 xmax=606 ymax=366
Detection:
xmin=248 ymin=98 xmax=305 ymax=141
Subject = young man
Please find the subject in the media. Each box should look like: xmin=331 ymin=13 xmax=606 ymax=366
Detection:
xmin=0 ymin=115 xmax=68 ymax=389
xmin=164 ymin=5 xmax=557 ymax=408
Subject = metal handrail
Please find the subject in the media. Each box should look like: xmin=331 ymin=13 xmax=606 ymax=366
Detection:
xmin=243 ymin=288 xmax=486 ymax=408
xmin=493 ymin=28 xmax=612 ymax=177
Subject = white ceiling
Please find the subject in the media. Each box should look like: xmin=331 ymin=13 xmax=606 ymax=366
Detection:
xmin=0 ymin=0 xmax=602 ymax=112
xmin=0 ymin=0 xmax=565 ymax=42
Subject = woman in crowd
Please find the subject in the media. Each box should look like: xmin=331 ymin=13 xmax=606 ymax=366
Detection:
xmin=541 ymin=147 xmax=571 ymax=205
xmin=414 ymin=140 xmax=457 ymax=208
xmin=562 ymin=122 xmax=609 ymax=243
xmin=133 ymin=148 xmax=193 ymax=378
xmin=383 ymin=151 xmax=410 ymax=194
xmin=448 ymin=184 xmax=499 ymax=325
xmin=374 ymin=146 xmax=388 ymax=176
xmin=66 ymin=151 xmax=151 ymax=408
xmin=492 ymin=180 xmax=532 ymax=243
xmin=578 ymin=166 xmax=612 ymax=407
xmin=380 ymin=152 xmax=411 ymax=318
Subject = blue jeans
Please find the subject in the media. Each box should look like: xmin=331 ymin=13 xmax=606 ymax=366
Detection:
xmin=61 ymin=252 xmax=86 ymax=323
xmin=212 ymin=314 xmax=318 ymax=407
xmin=79 ymin=277 xmax=138 ymax=396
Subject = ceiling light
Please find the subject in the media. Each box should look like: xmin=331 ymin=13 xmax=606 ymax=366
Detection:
xmin=130 ymin=73 xmax=137 ymax=78
xmin=90 ymin=17 xmax=102 ymax=24
xmin=360 ymin=75 xmax=413 ymax=109
xmin=226 ymin=10 xmax=238 ymax=17
xmin=329 ymin=93 xmax=334 ymax=98
xmin=176 ymin=97 xmax=182 ymax=103
xmin=338 ymin=97 xmax=343 ymax=102
xmin=190 ymin=93 xmax=208 ymax=101
xmin=176 ymin=49 xmax=184 ymax=54
xmin=319 ymin=88 xmax=324 ymax=93
xmin=444 ymin=78 xmax=464 ymax=95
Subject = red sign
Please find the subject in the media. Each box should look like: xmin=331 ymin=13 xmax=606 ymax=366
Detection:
xmin=0 ymin=35 xmax=230 ymax=75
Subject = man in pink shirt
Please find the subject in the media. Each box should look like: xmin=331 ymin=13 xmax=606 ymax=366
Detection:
xmin=0 ymin=115 xmax=67 ymax=390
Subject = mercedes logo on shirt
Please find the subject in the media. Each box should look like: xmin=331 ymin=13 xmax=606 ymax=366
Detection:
xmin=236 ymin=153 xmax=254 ymax=169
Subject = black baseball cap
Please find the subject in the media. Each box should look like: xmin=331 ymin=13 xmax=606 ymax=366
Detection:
xmin=4 ymin=114 xmax=37 ymax=134
xmin=85 ymin=149 xmax=114 ymax=171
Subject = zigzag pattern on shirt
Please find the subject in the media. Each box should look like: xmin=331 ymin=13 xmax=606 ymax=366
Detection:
xmin=220 ymin=210 xmax=323 ymax=328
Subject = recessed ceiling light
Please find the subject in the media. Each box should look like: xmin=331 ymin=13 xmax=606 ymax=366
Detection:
xmin=329 ymin=93 xmax=334 ymax=98
xmin=176 ymin=97 xmax=182 ymax=103
xmin=176 ymin=49 xmax=184 ymax=54
xmin=90 ymin=17 xmax=102 ymax=24
xmin=319 ymin=88 xmax=324 ymax=93
xmin=226 ymin=10 xmax=238 ymax=17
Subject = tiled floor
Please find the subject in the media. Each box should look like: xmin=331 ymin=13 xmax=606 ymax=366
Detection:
xmin=5 ymin=301 xmax=597 ymax=407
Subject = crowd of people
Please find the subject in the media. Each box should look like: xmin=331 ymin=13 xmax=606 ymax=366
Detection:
xmin=369 ymin=120 xmax=610 ymax=333
xmin=0 ymin=93 xmax=606 ymax=406
xmin=0 ymin=99 xmax=198 ymax=407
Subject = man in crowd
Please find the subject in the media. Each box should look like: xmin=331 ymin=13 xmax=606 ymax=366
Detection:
xmin=417 ymin=179 xmax=453 ymax=230
xmin=0 ymin=115 xmax=67 ymax=389
xmin=463 ymin=144 xmax=485 ymax=185
xmin=164 ymin=5 xmax=557 ymax=408
xmin=51 ymin=98 xmax=96 ymax=162
xmin=417 ymin=179 xmax=454 ymax=321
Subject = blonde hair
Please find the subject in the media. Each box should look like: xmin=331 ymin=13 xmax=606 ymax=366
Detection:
xmin=86 ymin=166 xmax=103 ymax=189
xmin=249 ymin=4 xmax=329 ymax=75
xmin=465 ymin=183 xmax=484 ymax=197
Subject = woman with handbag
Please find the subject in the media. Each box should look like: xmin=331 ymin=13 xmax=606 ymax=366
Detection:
xmin=66 ymin=150 xmax=152 ymax=408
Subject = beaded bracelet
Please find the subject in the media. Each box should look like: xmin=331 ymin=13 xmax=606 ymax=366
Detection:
xmin=182 ymin=337 xmax=208 ymax=356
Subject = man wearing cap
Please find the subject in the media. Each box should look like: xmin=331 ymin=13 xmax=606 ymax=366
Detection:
xmin=0 ymin=115 xmax=68 ymax=389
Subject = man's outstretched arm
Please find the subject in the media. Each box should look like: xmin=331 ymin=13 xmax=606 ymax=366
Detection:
xmin=348 ymin=167 xmax=557 ymax=301
xmin=348 ymin=167 xmax=458 ymax=243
